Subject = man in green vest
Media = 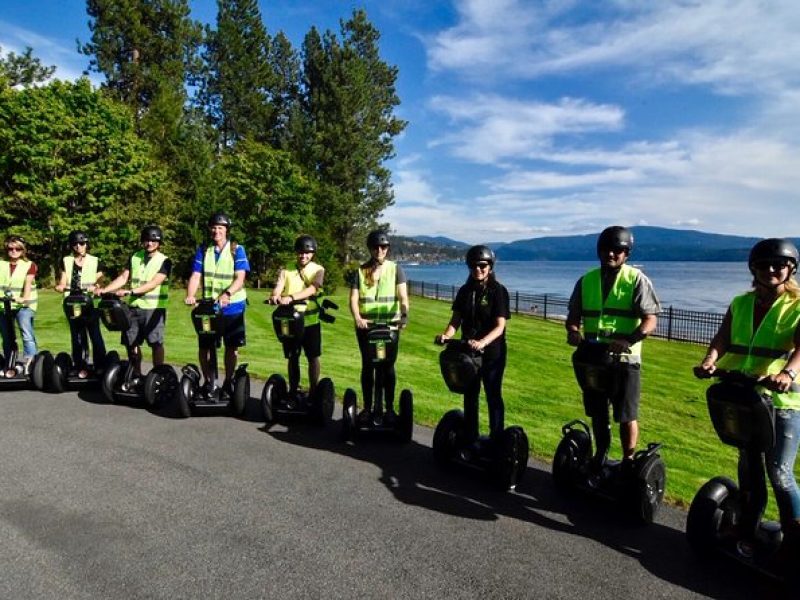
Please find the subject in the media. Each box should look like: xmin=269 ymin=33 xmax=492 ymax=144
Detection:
xmin=269 ymin=235 xmax=325 ymax=395
xmin=565 ymin=226 xmax=660 ymax=470
xmin=97 ymin=226 xmax=172 ymax=379
xmin=185 ymin=213 xmax=250 ymax=398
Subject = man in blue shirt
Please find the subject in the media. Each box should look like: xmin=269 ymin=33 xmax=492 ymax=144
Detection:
xmin=184 ymin=213 xmax=250 ymax=397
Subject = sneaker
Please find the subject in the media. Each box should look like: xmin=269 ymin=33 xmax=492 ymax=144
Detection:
xmin=221 ymin=379 xmax=234 ymax=399
xmin=202 ymin=382 xmax=218 ymax=400
xmin=357 ymin=409 xmax=372 ymax=426
xmin=736 ymin=540 xmax=754 ymax=559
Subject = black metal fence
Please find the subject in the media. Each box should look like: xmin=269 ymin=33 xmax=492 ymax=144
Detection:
xmin=408 ymin=279 xmax=723 ymax=346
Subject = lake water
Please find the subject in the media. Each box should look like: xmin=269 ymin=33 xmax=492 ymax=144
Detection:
xmin=403 ymin=261 xmax=757 ymax=314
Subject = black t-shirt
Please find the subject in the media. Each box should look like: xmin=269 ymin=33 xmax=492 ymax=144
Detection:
xmin=452 ymin=279 xmax=511 ymax=358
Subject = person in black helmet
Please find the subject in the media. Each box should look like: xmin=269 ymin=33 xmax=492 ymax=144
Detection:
xmin=565 ymin=225 xmax=660 ymax=472
xmin=695 ymin=238 xmax=800 ymax=559
xmin=269 ymin=235 xmax=325 ymax=394
xmin=96 ymin=225 xmax=172 ymax=378
xmin=54 ymin=231 xmax=107 ymax=376
xmin=349 ymin=230 xmax=410 ymax=424
xmin=436 ymin=245 xmax=510 ymax=443
xmin=185 ymin=212 xmax=250 ymax=398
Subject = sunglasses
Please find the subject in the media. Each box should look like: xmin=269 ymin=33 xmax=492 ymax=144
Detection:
xmin=755 ymin=260 xmax=791 ymax=271
xmin=470 ymin=262 xmax=491 ymax=270
xmin=601 ymin=246 xmax=628 ymax=255
xmin=6 ymin=247 xmax=22 ymax=253
xmin=73 ymin=241 xmax=88 ymax=246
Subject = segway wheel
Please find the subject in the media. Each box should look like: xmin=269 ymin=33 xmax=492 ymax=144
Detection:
xmin=495 ymin=426 xmax=529 ymax=491
xmin=397 ymin=389 xmax=413 ymax=443
xmin=312 ymin=377 xmax=335 ymax=426
xmin=230 ymin=371 xmax=249 ymax=417
xmin=341 ymin=388 xmax=358 ymax=441
xmin=144 ymin=365 xmax=178 ymax=408
xmin=30 ymin=351 xmax=52 ymax=392
xmin=631 ymin=454 xmax=667 ymax=524
xmin=176 ymin=374 xmax=196 ymax=418
xmin=552 ymin=428 xmax=592 ymax=493
xmin=101 ymin=361 xmax=126 ymax=403
xmin=432 ymin=409 xmax=465 ymax=468
xmin=262 ymin=374 xmax=287 ymax=424
xmin=102 ymin=350 xmax=120 ymax=372
xmin=50 ymin=352 xmax=72 ymax=394
xmin=687 ymin=476 xmax=739 ymax=553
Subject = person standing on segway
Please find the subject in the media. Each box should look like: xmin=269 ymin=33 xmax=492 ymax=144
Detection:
xmin=0 ymin=235 xmax=38 ymax=371
xmin=54 ymin=230 xmax=107 ymax=377
xmin=565 ymin=226 xmax=660 ymax=475
xmin=184 ymin=213 xmax=249 ymax=399
xmin=695 ymin=238 xmax=800 ymax=560
xmin=95 ymin=225 xmax=172 ymax=380
xmin=269 ymin=235 xmax=324 ymax=396
xmin=349 ymin=230 xmax=409 ymax=425
xmin=436 ymin=245 xmax=510 ymax=445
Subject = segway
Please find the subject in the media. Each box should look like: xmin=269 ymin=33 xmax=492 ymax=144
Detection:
xmin=0 ymin=290 xmax=46 ymax=390
xmin=98 ymin=293 xmax=177 ymax=407
xmin=175 ymin=298 xmax=249 ymax=418
xmin=686 ymin=369 xmax=792 ymax=580
xmin=340 ymin=321 xmax=413 ymax=442
xmin=552 ymin=341 xmax=666 ymax=524
xmin=262 ymin=298 xmax=337 ymax=426
xmin=431 ymin=339 xmax=529 ymax=491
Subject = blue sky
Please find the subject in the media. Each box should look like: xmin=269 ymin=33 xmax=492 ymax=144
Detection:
xmin=2 ymin=0 xmax=800 ymax=243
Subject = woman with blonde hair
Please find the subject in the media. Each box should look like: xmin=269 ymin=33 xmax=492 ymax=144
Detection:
xmin=0 ymin=235 xmax=38 ymax=369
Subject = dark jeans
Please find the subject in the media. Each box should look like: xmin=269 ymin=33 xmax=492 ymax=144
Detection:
xmin=356 ymin=328 xmax=399 ymax=412
xmin=68 ymin=310 xmax=107 ymax=370
xmin=463 ymin=344 xmax=506 ymax=442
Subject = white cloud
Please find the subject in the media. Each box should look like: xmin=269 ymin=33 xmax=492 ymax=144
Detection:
xmin=0 ymin=21 xmax=92 ymax=83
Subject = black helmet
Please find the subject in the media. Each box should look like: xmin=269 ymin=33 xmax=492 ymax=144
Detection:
xmin=597 ymin=226 xmax=634 ymax=254
xmin=208 ymin=212 xmax=232 ymax=229
xmin=465 ymin=245 xmax=495 ymax=267
xmin=748 ymin=238 xmax=799 ymax=275
xmin=294 ymin=235 xmax=317 ymax=253
xmin=140 ymin=225 xmax=163 ymax=243
xmin=366 ymin=230 xmax=390 ymax=249
xmin=68 ymin=230 xmax=89 ymax=246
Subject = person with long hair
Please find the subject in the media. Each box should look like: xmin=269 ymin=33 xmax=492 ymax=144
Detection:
xmin=696 ymin=238 xmax=800 ymax=558
xmin=349 ymin=230 xmax=409 ymax=424
xmin=436 ymin=245 xmax=510 ymax=443
xmin=0 ymin=235 xmax=38 ymax=369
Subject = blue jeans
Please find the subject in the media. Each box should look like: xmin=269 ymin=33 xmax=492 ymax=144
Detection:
xmin=0 ymin=307 xmax=37 ymax=360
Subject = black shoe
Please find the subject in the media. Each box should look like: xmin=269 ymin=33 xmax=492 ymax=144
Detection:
xmin=384 ymin=409 xmax=398 ymax=427
xmin=221 ymin=379 xmax=234 ymax=399
xmin=202 ymin=382 xmax=218 ymax=400
xmin=357 ymin=409 xmax=372 ymax=426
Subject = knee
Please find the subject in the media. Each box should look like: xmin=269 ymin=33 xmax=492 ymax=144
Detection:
xmin=768 ymin=461 xmax=797 ymax=494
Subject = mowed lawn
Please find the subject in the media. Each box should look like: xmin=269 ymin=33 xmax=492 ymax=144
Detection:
xmin=31 ymin=288 xmax=788 ymax=513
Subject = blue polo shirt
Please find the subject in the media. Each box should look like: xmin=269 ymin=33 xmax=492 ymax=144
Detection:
xmin=192 ymin=243 xmax=250 ymax=316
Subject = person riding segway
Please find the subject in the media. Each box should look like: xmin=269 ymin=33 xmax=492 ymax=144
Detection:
xmin=554 ymin=226 xmax=666 ymax=523
xmin=179 ymin=212 xmax=250 ymax=417
xmin=262 ymin=234 xmax=336 ymax=426
xmin=689 ymin=238 xmax=800 ymax=577
xmin=432 ymin=245 xmax=529 ymax=491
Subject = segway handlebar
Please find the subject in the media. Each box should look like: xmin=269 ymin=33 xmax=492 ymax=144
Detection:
xmin=693 ymin=367 xmax=762 ymax=385
xmin=433 ymin=336 xmax=484 ymax=354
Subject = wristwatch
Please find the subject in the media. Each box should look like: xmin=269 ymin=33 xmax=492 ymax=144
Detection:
xmin=781 ymin=368 xmax=797 ymax=381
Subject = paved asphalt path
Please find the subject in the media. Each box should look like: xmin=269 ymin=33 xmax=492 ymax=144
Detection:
xmin=0 ymin=381 xmax=778 ymax=599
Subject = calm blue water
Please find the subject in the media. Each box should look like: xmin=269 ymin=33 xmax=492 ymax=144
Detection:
xmin=403 ymin=261 xmax=755 ymax=314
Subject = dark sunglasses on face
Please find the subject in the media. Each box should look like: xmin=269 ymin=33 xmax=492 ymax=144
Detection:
xmin=6 ymin=247 xmax=22 ymax=253
xmin=73 ymin=241 xmax=87 ymax=246
xmin=601 ymin=246 xmax=627 ymax=255
xmin=755 ymin=260 xmax=791 ymax=271
xmin=470 ymin=262 xmax=491 ymax=270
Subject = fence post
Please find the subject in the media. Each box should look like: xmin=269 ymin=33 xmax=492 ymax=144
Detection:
xmin=543 ymin=294 xmax=548 ymax=320
xmin=435 ymin=283 xmax=439 ymax=300
xmin=668 ymin=306 xmax=673 ymax=341
xmin=421 ymin=281 xmax=425 ymax=298
xmin=515 ymin=291 xmax=519 ymax=314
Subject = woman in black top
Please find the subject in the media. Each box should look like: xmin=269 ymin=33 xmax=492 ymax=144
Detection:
xmin=436 ymin=245 xmax=511 ymax=442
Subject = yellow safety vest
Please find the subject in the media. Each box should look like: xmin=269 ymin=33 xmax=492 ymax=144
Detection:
xmin=63 ymin=255 xmax=99 ymax=296
xmin=358 ymin=260 xmax=400 ymax=323
xmin=130 ymin=250 xmax=169 ymax=309
xmin=581 ymin=264 xmax=642 ymax=360
xmin=718 ymin=292 xmax=800 ymax=409
xmin=283 ymin=261 xmax=323 ymax=326
xmin=202 ymin=243 xmax=246 ymax=304
xmin=0 ymin=259 xmax=37 ymax=312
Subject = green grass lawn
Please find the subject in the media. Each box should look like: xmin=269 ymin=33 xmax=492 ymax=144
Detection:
xmin=31 ymin=288 xmax=786 ymax=513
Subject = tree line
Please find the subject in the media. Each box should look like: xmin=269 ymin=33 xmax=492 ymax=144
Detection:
xmin=0 ymin=0 xmax=406 ymax=289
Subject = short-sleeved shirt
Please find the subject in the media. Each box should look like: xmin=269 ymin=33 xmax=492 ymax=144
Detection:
xmin=348 ymin=263 xmax=407 ymax=289
xmin=567 ymin=266 xmax=661 ymax=323
xmin=67 ymin=258 xmax=104 ymax=292
xmin=8 ymin=262 xmax=37 ymax=277
xmin=452 ymin=279 xmax=511 ymax=360
xmin=191 ymin=243 xmax=250 ymax=316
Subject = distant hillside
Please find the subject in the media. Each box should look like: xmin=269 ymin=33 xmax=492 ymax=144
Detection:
xmin=388 ymin=235 xmax=464 ymax=263
xmin=409 ymin=235 xmax=470 ymax=250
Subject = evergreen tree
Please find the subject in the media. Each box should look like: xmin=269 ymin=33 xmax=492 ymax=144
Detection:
xmin=0 ymin=46 xmax=55 ymax=87
xmin=265 ymin=31 xmax=301 ymax=150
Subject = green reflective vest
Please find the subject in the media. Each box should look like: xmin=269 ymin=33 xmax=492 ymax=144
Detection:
xmin=283 ymin=261 xmax=323 ymax=326
xmin=202 ymin=243 xmax=246 ymax=304
xmin=358 ymin=260 xmax=400 ymax=323
xmin=581 ymin=264 xmax=642 ymax=360
xmin=717 ymin=291 xmax=800 ymax=409
xmin=130 ymin=250 xmax=169 ymax=309
xmin=0 ymin=259 xmax=37 ymax=312
xmin=63 ymin=255 xmax=99 ymax=296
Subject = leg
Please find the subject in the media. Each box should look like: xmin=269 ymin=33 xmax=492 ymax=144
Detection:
xmin=616 ymin=363 xmax=641 ymax=460
xmin=303 ymin=324 xmax=322 ymax=393
xmin=287 ymin=351 xmax=301 ymax=393
xmin=86 ymin=311 xmax=107 ymax=370
xmin=221 ymin=312 xmax=245 ymax=387
xmin=767 ymin=409 xmax=800 ymax=527
xmin=0 ymin=313 xmax=10 ymax=358
xmin=738 ymin=447 xmax=768 ymax=540
xmin=463 ymin=376 xmax=481 ymax=444
xmin=482 ymin=347 xmax=507 ymax=440
xmin=308 ymin=356 xmax=320 ymax=392
xmin=198 ymin=342 xmax=214 ymax=385
xmin=620 ymin=420 xmax=639 ymax=461
xmin=16 ymin=307 xmax=37 ymax=360
xmin=383 ymin=362 xmax=396 ymax=412
xmin=223 ymin=345 xmax=238 ymax=383
xmin=150 ymin=343 xmax=164 ymax=367
xmin=68 ymin=317 xmax=84 ymax=368
xmin=356 ymin=329 xmax=374 ymax=412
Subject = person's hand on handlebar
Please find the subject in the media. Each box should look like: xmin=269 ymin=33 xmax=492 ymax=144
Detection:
xmin=184 ymin=295 xmax=197 ymax=306
xmin=608 ymin=339 xmax=632 ymax=355
xmin=566 ymin=329 xmax=582 ymax=347
xmin=467 ymin=339 xmax=485 ymax=352
xmin=764 ymin=371 xmax=794 ymax=393
xmin=355 ymin=315 xmax=370 ymax=330
xmin=434 ymin=333 xmax=450 ymax=345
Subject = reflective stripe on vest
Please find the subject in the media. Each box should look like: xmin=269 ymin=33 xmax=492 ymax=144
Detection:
xmin=63 ymin=255 xmax=98 ymax=296
xmin=130 ymin=250 xmax=169 ymax=309
xmin=358 ymin=260 xmax=400 ymax=323
xmin=202 ymin=243 xmax=246 ymax=304
xmin=581 ymin=264 xmax=642 ymax=360
xmin=0 ymin=259 xmax=38 ymax=312
xmin=717 ymin=292 xmax=800 ymax=409
xmin=283 ymin=261 xmax=322 ymax=326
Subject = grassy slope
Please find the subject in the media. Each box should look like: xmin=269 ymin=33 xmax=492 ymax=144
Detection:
xmin=33 ymin=289 xmax=777 ymax=511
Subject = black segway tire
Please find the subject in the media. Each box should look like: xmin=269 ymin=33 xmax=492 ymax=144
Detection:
xmin=51 ymin=352 xmax=72 ymax=394
xmin=312 ymin=377 xmax=335 ymax=426
xmin=631 ymin=454 xmax=666 ymax=524
xmin=686 ymin=476 xmax=739 ymax=553
xmin=101 ymin=361 xmax=126 ymax=403
xmin=176 ymin=374 xmax=195 ymax=418
xmin=341 ymin=388 xmax=358 ymax=441
xmin=144 ymin=365 xmax=178 ymax=408
xmin=432 ymin=409 xmax=465 ymax=468
xmin=552 ymin=428 xmax=592 ymax=493
xmin=230 ymin=371 xmax=249 ymax=417
xmin=397 ymin=389 xmax=413 ymax=443
xmin=262 ymin=374 xmax=287 ymax=423
xmin=495 ymin=426 xmax=529 ymax=491
xmin=30 ymin=351 xmax=52 ymax=392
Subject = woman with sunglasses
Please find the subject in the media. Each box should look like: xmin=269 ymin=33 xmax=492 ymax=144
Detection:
xmin=695 ymin=238 xmax=800 ymax=559
xmin=0 ymin=235 xmax=38 ymax=369
xmin=54 ymin=230 xmax=107 ymax=377
xmin=436 ymin=245 xmax=510 ymax=443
